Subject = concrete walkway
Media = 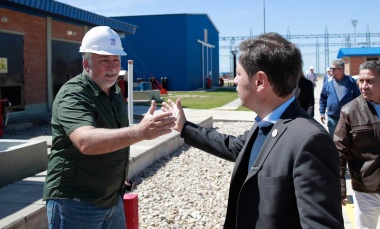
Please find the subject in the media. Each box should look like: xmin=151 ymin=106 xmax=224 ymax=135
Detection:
xmin=212 ymin=97 xmax=242 ymax=110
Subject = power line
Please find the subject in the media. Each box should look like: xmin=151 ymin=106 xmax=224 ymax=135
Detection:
xmin=220 ymin=32 xmax=380 ymax=73
xmin=219 ymin=42 xmax=380 ymax=49
xmin=219 ymin=33 xmax=380 ymax=41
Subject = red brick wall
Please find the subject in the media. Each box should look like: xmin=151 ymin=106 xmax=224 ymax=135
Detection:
xmin=0 ymin=7 xmax=85 ymax=107
xmin=52 ymin=20 xmax=83 ymax=43
xmin=342 ymin=56 xmax=380 ymax=76
xmin=349 ymin=57 xmax=366 ymax=76
xmin=0 ymin=8 xmax=47 ymax=105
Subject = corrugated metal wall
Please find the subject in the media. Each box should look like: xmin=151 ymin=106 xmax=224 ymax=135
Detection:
xmin=114 ymin=14 xmax=219 ymax=91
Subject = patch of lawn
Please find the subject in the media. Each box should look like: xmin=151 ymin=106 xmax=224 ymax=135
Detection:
xmin=158 ymin=88 xmax=239 ymax=109
xmin=236 ymin=106 xmax=251 ymax=111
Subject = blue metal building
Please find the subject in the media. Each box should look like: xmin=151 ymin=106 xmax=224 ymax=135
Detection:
xmin=113 ymin=14 xmax=219 ymax=91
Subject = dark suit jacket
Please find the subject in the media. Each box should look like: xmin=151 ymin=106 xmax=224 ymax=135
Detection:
xmin=182 ymin=100 xmax=343 ymax=229
xmin=297 ymin=77 xmax=315 ymax=117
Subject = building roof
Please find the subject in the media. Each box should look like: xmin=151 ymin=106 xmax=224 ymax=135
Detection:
xmin=113 ymin=13 xmax=220 ymax=34
xmin=2 ymin=0 xmax=137 ymax=34
xmin=337 ymin=47 xmax=380 ymax=58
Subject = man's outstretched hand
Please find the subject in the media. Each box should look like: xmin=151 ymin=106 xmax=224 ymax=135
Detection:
xmin=137 ymin=100 xmax=176 ymax=140
xmin=161 ymin=99 xmax=187 ymax=132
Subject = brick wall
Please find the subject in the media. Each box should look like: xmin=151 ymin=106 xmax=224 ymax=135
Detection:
xmin=52 ymin=20 xmax=84 ymax=42
xmin=0 ymin=8 xmax=47 ymax=105
xmin=349 ymin=56 xmax=366 ymax=76
xmin=342 ymin=56 xmax=380 ymax=76
xmin=0 ymin=7 xmax=85 ymax=108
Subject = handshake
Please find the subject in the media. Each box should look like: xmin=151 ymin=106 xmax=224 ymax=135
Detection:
xmin=138 ymin=99 xmax=187 ymax=139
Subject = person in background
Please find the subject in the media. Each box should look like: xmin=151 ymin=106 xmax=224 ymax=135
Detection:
xmin=306 ymin=65 xmax=317 ymax=87
xmin=162 ymin=32 xmax=343 ymax=229
xmin=323 ymin=67 xmax=332 ymax=84
xmin=334 ymin=60 xmax=380 ymax=229
xmin=43 ymin=26 xmax=175 ymax=228
xmin=117 ymin=74 xmax=127 ymax=102
xmin=295 ymin=72 xmax=315 ymax=116
xmin=319 ymin=59 xmax=360 ymax=135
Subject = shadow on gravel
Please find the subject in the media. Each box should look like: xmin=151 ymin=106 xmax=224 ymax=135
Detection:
xmin=132 ymin=126 xmax=221 ymax=186
xmin=133 ymin=144 xmax=192 ymax=186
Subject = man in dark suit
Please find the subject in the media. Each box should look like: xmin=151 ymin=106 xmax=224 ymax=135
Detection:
xmin=295 ymin=72 xmax=315 ymax=116
xmin=162 ymin=32 xmax=343 ymax=228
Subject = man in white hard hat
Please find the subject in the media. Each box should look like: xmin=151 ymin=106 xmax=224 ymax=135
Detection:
xmin=323 ymin=67 xmax=332 ymax=84
xmin=306 ymin=65 xmax=317 ymax=87
xmin=43 ymin=26 xmax=175 ymax=228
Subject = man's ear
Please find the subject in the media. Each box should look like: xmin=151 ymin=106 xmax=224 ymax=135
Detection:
xmin=256 ymin=71 xmax=268 ymax=89
xmin=83 ymin=59 xmax=90 ymax=71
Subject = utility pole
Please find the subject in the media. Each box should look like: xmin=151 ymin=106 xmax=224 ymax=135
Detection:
xmin=351 ymin=19 xmax=358 ymax=47
xmin=366 ymin=24 xmax=370 ymax=47
xmin=316 ymin=38 xmax=319 ymax=74
xmin=287 ymin=26 xmax=291 ymax=41
xmin=325 ymin=26 xmax=329 ymax=71
xmin=229 ymin=38 xmax=235 ymax=75
xmin=231 ymin=48 xmax=238 ymax=79
xmin=263 ymin=0 xmax=266 ymax=33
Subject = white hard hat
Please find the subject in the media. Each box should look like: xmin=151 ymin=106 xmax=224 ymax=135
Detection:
xmin=326 ymin=67 xmax=331 ymax=72
xmin=309 ymin=66 xmax=314 ymax=70
xmin=79 ymin=26 xmax=127 ymax=56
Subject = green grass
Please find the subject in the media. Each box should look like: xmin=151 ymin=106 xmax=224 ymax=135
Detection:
xmin=161 ymin=89 xmax=237 ymax=109
xmin=157 ymin=88 xmax=244 ymax=110
xmin=140 ymin=87 xmax=250 ymax=111
xmin=235 ymin=106 xmax=251 ymax=111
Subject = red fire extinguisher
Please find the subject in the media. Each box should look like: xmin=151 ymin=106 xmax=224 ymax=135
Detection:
xmin=206 ymin=77 xmax=212 ymax=89
xmin=0 ymin=99 xmax=11 ymax=137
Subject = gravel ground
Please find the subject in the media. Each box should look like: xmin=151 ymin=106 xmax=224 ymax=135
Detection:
xmin=133 ymin=121 xmax=253 ymax=229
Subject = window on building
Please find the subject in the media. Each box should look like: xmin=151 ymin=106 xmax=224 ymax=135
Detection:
xmin=367 ymin=57 xmax=379 ymax=61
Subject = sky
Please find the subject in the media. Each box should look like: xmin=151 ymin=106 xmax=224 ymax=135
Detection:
xmin=56 ymin=0 xmax=380 ymax=74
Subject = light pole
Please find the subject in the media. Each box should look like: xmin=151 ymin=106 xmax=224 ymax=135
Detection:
xmin=351 ymin=19 xmax=358 ymax=47
xmin=263 ymin=0 xmax=266 ymax=33
xmin=231 ymin=48 xmax=238 ymax=83
xmin=230 ymin=38 xmax=235 ymax=74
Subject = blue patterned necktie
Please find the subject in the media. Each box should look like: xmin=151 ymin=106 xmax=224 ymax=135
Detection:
xmin=248 ymin=124 xmax=274 ymax=171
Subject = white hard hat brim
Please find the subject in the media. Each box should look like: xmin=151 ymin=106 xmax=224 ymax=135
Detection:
xmin=80 ymin=49 xmax=127 ymax=56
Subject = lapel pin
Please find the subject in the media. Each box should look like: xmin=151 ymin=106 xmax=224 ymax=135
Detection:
xmin=272 ymin=129 xmax=278 ymax=137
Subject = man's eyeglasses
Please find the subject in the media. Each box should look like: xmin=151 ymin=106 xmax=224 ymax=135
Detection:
xmin=330 ymin=68 xmax=341 ymax=71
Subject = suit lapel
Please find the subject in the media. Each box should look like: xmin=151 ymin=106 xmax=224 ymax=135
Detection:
xmin=233 ymin=123 xmax=258 ymax=176
xmin=245 ymin=121 xmax=287 ymax=180
xmin=251 ymin=122 xmax=286 ymax=171
xmin=244 ymin=99 xmax=302 ymax=180
xmin=234 ymin=100 xmax=300 ymax=183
